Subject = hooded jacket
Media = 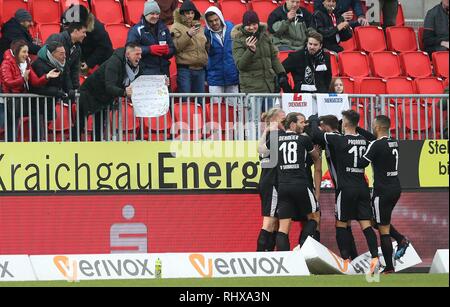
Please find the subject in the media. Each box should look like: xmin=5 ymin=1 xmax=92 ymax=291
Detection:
xmin=312 ymin=5 xmax=353 ymax=53
xmin=267 ymin=4 xmax=313 ymax=51
xmin=127 ymin=16 xmax=175 ymax=75
xmin=79 ymin=48 xmax=143 ymax=114
xmin=170 ymin=3 xmax=208 ymax=69
xmin=232 ymin=23 xmax=285 ymax=93
xmin=0 ymin=49 xmax=32 ymax=93
xmin=204 ymin=6 xmax=239 ymax=86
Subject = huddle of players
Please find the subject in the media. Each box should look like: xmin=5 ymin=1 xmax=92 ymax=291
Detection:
xmin=257 ymin=108 xmax=410 ymax=274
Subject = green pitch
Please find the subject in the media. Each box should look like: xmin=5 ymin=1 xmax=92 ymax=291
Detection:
xmin=0 ymin=273 xmax=448 ymax=287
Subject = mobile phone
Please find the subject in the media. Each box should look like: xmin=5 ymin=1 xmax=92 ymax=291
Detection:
xmin=194 ymin=24 xmax=201 ymax=30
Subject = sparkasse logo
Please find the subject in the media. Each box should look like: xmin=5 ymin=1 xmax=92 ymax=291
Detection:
xmin=189 ymin=254 xmax=289 ymax=278
xmin=53 ymin=255 xmax=154 ymax=281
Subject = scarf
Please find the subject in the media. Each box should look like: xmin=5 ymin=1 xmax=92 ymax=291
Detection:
xmin=46 ymin=50 xmax=65 ymax=73
xmin=301 ymin=49 xmax=327 ymax=92
xmin=123 ymin=60 xmax=140 ymax=86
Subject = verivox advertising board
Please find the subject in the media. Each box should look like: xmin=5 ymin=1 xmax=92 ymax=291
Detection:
xmin=0 ymin=140 xmax=447 ymax=192
xmin=29 ymin=252 xmax=309 ymax=281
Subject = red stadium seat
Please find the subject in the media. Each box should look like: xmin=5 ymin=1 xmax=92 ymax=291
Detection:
xmin=386 ymin=77 xmax=415 ymax=94
xmin=30 ymin=0 xmax=62 ymax=24
xmin=1 ymin=0 xmax=29 ymax=24
xmin=90 ymin=0 xmax=124 ymax=24
xmin=432 ymin=51 xmax=449 ymax=79
xmin=60 ymin=0 xmax=90 ymax=10
xmin=338 ymin=51 xmax=370 ymax=78
xmin=339 ymin=32 xmax=357 ymax=52
xmin=173 ymin=102 xmax=204 ymax=140
xmin=339 ymin=76 xmax=356 ymax=94
xmin=300 ymin=0 xmax=314 ymax=14
xmin=48 ymin=103 xmax=72 ymax=141
xmin=169 ymin=56 xmax=178 ymax=92
xmin=403 ymin=101 xmax=433 ymax=140
xmin=110 ymin=102 xmax=140 ymax=141
xmin=418 ymin=27 xmax=425 ymax=51
xmin=123 ymin=0 xmax=145 ymax=25
xmin=326 ymin=51 xmax=339 ymax=77
xmin=358 ymin=77 xmax=387 ymax=94
xmin=414 ymin=77 xmax=445 ymax=94
xmin=221 ymin=0 xmax=249 ymax=25
xmin=400 ymin=51 xmax=432 ymax=78
xmin=141 ymin=111 xmax=173 ymax=141
xmin=355 ymin=26 xmax=386 ymax=53
xmin=386 ymin=26 xmax=418 ymax=53
xmin=251 ymin=0 xmax=279 ymax=23
xmin=205 ymin=102 xmax=236 ymax=140
xmin=37 ymin=23 xmax=61 ymax=44
xmin=191 ymin=0 xmax=218 ymax=15
xmin=369 ymin=51 xmax=402 ymax=79
xmin=105 ymin=23 xmax=130 ymax=49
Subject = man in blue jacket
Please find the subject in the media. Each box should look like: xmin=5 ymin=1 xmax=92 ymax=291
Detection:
xmin=126 ymin=0 xmax=175 ymax=77
xmin=204 ymin=6 xmax=239 ymax=101
xmin=314 ymin=0 xmax=369 ymax=27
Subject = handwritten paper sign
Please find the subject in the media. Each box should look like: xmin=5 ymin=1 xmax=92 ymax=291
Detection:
xmin=281 ymin=93 xmax=316 ymax=118
xmin=131 ymin=75 xmax=169 ymax=117
xmin=316 ymin=94 xmax=350 ymax=120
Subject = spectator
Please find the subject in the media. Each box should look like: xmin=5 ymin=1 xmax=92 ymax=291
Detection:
xmin=171 ymin=0 xmax=208 ymax=95
xmin=379 ymin=0 xmax=398 ymax=28
xmin=204 ymin=6 xmax=239 ymax=101
xmin=424 ymin=0 xmax=449 ymax=55
xmin=46 ymin=23 xmax=87 ymax=100
xmin=312 ymin=0 xmax=353 ymax=53
xmin=127 ymin=0 xmax=175 ymax=77
xmin=0 ymin=9 xmax=41 ymax=63
xmin=62 ymin=4 xmax=113 ymax=75
xmin=76 ymin=43 xmax=142 ymax=141
xmin=267 ymin=0 xmax=313 ymax=51
xmin=329 ymin=77 xmax=344 ymax=93
xmin=314 ymin=0 xmax=369 ymax=27
xmin=156 ymin=0 xmax=179 ymax=25
xmin=282 ymin=30 xmax=331 ymax=93
xmin=1 ymin=40 xmax=60 ymax=142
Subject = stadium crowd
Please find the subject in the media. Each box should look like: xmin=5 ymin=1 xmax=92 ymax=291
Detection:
xmin=0 ymin=0 xmax=448 ymax=141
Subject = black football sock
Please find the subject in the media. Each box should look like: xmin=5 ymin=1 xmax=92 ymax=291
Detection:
xmin=267 ymin=231 xmax=277 ymax=251
xmin=389 ymin=224 xmax=405 ymax=244
xmin=276 ymin=232 xmax=290 ymax=251
xmin=300 ymin=220 xmax=318 ymax=246
xmin=313 ymin=230 xmax=321 ymax=242
xmin=363 ymin=227 xmax=379 ymax=258
xmin=347 ymin=226 xmax=359 ymax=260
xmin=336 ymin=227 xmax=353 ymax=260
xmin=380 ymin=234 xmax=394 ymax=270
xmin=257 ymin=229 xmax=272 ymax=252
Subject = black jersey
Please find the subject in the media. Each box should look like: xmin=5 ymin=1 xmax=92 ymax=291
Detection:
xmin=363 ymin=136 xmax=401 ymax=191
xmin=324 ymin=133 xmax=368 ymax=189
xmin=323 ymin=132 xmax=341 ymax=188
xmin=276 ymin=130 xmax=314 ymax=184
xmin=259 ymin=131 xmax=277 ymax=188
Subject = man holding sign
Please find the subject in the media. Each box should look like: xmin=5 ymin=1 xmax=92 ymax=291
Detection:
xmin=76 ymin=42 xmax=143 ymax=141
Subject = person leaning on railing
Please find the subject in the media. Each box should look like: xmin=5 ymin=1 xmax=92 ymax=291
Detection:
xmin=0 ymin=40 xmax=59 ymax=142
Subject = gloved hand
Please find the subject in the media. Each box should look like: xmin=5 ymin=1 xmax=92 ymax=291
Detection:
xmin=149 ymin=44 xmax=169 ymax=56
xmin=68 ymin=90 xmax=77 ymax=102
xmin=277 ymin=72 xmax=291 ymax=93
xmin=158 ymin=44 xmax=170 ymax=55
xmin=308 ymin=114 xmax=319 ymax=123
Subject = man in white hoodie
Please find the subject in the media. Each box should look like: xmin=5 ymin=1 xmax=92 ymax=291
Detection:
xmin=204 ymin=6 xmax=240 ymax=100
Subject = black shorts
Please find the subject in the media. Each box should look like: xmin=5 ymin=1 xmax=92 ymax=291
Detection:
xmin=278 ymin=183 xmax=319 ymax=220
xmin=335 ymin=187 xmax=372 ymax=222
xmin=372 ymin=189 xmax=401 ymax=225
xmin=259 ymin=183 xmax=278 ymax=217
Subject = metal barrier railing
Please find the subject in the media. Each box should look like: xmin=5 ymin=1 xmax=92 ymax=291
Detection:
xmin=0 ymin=93 xmax=448 ymax=142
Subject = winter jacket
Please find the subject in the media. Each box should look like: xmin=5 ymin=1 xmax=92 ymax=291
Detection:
xmin=127 ymin=17 xmax=175 ymax=75
xmin=81 ymin=18 xmax=113 ymax=68
xmin=29 ymin=45 xmax=66 ymax=98
xmin=171 ymin=7 xmax=208 ymax=69
xmin=0 ymin=49 xmax=32 ymax=93
xmin=314 ymin=0 xmax=365 ymax=18
xmin=424 ymin=3 xmax=449 ymax=54
xmin=282 ymin=48 xmax=332 ymax=93
xmin=156 ymin=0 xmax=179 ymax=25
xmin=267 ymin=4 xmax=313 ymax=51
xmin=232 ymin=24 xmax=285 ymax=93
xmin=204 ymin=6 xmax=239 ymax=86
xmin=79 ymin=48 xmax=143 ymax=114
xmin=312 ymin=7 xmax=353 ymax=53
xmin=0 ymin=18 xmax=41 ymax=63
